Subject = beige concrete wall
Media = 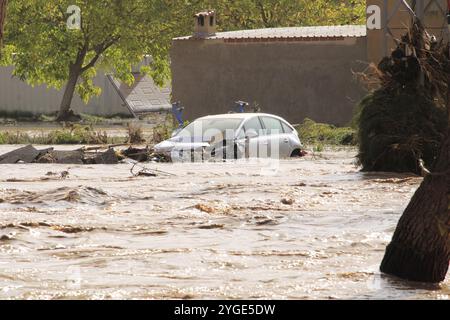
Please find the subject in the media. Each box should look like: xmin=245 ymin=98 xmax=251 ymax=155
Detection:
xmin=171 ymin=37 xmax=367 ymax=126
xmin=0 ymin=66 xmax=130 ymax=116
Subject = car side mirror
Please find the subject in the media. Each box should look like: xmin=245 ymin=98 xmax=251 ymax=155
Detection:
xmin=245 ymin=130 xmax=258 ymax=139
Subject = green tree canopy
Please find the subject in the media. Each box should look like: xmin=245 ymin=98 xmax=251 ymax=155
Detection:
xmin=1 ymin=0 xmax=185 ymax=120
xmin=195 ymin=0 xmax=366 ymax=31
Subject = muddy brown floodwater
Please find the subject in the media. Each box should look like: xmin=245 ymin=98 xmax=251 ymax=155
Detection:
xmin=0 ymin=145 xmax=448 ymax=300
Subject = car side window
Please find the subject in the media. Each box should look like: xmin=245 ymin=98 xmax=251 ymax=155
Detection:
xmin=261 ymin=117 xmax=284 ymax=135
xmin=282 ymin=122 xmax=294 ymax=133
xmin=243 ymin=117 xmax=263 ymax=135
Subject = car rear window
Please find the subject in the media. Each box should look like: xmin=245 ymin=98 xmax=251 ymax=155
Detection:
xmin=261 ymin=117 xmax=284 ymax=135
xmin=282 ymin=122 xmax=294 ymax=133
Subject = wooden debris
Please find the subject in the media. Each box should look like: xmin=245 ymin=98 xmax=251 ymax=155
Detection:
xmin=119 ymin=146 xmax=151 ymax=162
xmin=281 ymin=198 xmax=295 ymax=205
xmin=85 ymin=148 xmax=118 ymax=165
xmin=37 ymin=150 xmax=84 ymax=164
xmin=194 ymin=203 xmax=215 ymax=214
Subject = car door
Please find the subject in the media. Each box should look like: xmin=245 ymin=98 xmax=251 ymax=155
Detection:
xmin=280 ymin=121 xmax=300 ymax=155
xmin=260 ymin=116 xmax=291 ymax=158
xmin=236 ymin=116 xmax=265 ymax=158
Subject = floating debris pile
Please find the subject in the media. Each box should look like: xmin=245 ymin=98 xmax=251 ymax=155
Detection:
xmin=0 ymin=144 xmax=170 ymax=165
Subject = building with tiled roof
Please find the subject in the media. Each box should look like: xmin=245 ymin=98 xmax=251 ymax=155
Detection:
xmin=171 ymin=13 xmax=368 ymax=126
xmin=171 ymin=1 xmax=448 ymax=126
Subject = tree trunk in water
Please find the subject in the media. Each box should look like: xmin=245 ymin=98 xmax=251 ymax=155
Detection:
xmin=57 ymin=64 xmax=81 ymax=122
xmin=0 ymin=0 xmax=7 ymax=46
xmin=380 ymin=130 xmax=450 ymax=283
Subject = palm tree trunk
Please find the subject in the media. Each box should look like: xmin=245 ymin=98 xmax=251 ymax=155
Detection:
xmin=380 ymin=70 xmax=450 ymax=282
xmin=379 ymin=15 xmax=450 ymax=284
xmin=380 ymin=132 xmax=450 ymax=282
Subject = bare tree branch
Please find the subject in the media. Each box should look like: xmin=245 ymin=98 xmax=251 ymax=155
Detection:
xmin=81 ymin=36 xmax=120 ymax=72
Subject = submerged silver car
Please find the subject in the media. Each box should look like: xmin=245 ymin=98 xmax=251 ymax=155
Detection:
xmin=154 ymin=113 xmax=303 ymax=162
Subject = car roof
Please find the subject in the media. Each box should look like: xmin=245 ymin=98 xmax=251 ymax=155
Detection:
xmin=197 ymin=113 xmax=285 ymax=121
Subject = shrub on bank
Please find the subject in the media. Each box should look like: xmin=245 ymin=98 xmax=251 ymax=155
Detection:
xmin=46 ymin=125 xmax=109 ymax=144
xmin=296 ymin=118 xmax=356 ymax=146
xmin=356 ymin=89 xmax=447 ymax=174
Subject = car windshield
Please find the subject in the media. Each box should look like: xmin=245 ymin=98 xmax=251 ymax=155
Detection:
xmin=177 ymin=118 xmax=243 ymax=141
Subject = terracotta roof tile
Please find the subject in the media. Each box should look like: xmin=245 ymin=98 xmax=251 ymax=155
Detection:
xmin=174 ymin=25 xmax=366 ymax=41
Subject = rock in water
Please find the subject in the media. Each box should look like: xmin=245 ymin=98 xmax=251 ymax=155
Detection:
xmin=0 ymin=145 xmax=40 ymax=164
xmin=92 ymin=148 xmax=118 ymax=164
